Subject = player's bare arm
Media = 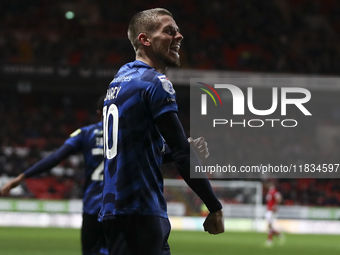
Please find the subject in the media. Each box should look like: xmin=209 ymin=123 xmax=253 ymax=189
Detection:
xmin=275 ymin=192 xmax=282 ymax=204
xmin=0 ymin=173 xmax=25 ymax=196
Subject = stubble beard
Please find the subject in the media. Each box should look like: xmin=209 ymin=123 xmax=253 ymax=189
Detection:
xmin=154 ymin=46 xmax=180 ymax=68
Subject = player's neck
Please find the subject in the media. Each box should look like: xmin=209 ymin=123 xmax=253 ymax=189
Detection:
xmin=136 ymin=53 xmax=167 ymax=74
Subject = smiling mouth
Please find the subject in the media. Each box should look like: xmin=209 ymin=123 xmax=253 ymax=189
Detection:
xmin=170 ymin=45 xmax=180 ymax=55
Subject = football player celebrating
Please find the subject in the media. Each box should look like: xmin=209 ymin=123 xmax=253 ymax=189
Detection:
xmin=99 ymin=8 xmax=224 ymax=255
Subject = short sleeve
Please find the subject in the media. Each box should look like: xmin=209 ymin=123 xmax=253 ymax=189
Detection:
xmin=144 ymin=75 xmax=178 ymax=119
xmin=64 ymin=128 xmax=83 ymax=151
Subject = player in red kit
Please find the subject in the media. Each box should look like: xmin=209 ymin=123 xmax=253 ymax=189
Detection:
xmin=265 ymin=181 xmax=285 ymax=246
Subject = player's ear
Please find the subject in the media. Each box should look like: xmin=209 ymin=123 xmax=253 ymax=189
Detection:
xmin=138 ymin=33 xmax=151 ymax=46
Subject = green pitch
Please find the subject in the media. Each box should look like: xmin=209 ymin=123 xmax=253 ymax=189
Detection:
xmin=0 ymin=227 xmax=339 ymax=255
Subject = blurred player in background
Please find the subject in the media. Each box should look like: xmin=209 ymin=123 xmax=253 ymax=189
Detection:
xmin=99 ymin=8 xmax=224 ymax=255
xmin=265 ymin=180 xmax=285 ymax=246
xmin=1 ymin=95 xmax=109 ymax=255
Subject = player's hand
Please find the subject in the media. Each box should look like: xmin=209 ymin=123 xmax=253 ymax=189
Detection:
xmin=203 ymin=209 xmax=225 ymax=235
xmin=188 ymin=137 xmax=209 ymax=160
xmin=0 ymin=174 xmax=25 ymax=196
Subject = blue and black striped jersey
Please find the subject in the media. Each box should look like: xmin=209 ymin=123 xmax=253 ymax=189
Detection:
xmin=65 ymin=122 xmax=104 ymax=215
xmin=99 ymin=60 xmax=178 ymax=221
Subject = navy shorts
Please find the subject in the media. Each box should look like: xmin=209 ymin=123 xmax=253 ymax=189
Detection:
xmin=102 ymin=215 xmax=171 ymax=255
xmin=82 ymin=213 xmax=108 ymax=255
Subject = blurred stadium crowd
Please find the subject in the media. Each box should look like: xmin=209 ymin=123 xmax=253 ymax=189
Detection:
xmin=2 ymin=0 xmax=340 ymax=74
xmin=2 ymin=0 xmax=340 ymax=206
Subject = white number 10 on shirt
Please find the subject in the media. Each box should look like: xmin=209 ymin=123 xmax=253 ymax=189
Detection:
xmin=103 ymin=104 xmax=119 ymax=159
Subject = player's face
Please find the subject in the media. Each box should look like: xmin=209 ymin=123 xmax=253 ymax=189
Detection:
xmin=150 ymin=15 xmax=183 ymax=67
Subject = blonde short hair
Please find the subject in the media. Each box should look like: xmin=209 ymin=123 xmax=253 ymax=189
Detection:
xmin=127 ymin=8 xmax=173 ymax=52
